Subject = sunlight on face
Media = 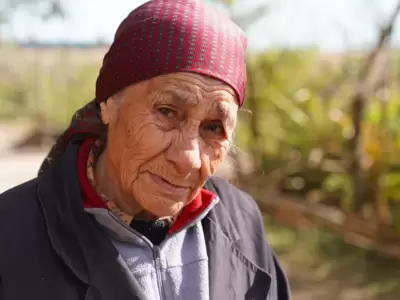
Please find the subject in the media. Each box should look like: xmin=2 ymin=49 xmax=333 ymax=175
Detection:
xmin=101 ymin=72 xmax=239 ymax=218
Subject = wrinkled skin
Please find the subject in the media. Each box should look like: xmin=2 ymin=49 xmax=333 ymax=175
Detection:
xmin=95 ymin=72 xmax=238 ymax=220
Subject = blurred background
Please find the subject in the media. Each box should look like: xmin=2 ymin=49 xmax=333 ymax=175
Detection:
xmin=1 ymin=0 xmax=400 ymax=299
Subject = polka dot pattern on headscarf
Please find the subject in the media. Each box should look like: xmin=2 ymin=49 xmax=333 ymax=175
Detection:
xmin=95 ymin=0 xmax=247 ymax=106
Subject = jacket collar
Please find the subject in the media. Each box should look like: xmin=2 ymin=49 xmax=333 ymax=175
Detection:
xmin=202 ymin=180 xmax=240 ymax=242
xmin=201 ymin=179 xmax=273 ymax=300
xmin=37 ymin=138 xmax=147 ymax=300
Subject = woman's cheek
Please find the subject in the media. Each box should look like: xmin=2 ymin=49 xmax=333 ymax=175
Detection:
xmin=209 ymin=159 xmax=220 ymax=175
xmin=207 ymin=145 xmax=229 ymax=177
xmin=116 ymin=151 xmax=139 ymax=190
xmin=207 ymin=146 xmax=227 ymax=176
xmin=136 ymin=125 xmax=172 ymax=156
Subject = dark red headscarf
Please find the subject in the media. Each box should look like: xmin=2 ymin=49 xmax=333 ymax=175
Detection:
xmin=38 ymin=0 xmax=247 ymax=175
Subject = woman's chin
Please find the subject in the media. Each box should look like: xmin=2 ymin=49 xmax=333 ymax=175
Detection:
xmin=143 ymin=198 xmax=185 ymax=219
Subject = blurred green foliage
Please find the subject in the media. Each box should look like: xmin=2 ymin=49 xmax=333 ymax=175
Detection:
xmin=236 ymin=49 xmax=400 ymax=231
xmin=0 ymin=46 xmax=98 ymax=128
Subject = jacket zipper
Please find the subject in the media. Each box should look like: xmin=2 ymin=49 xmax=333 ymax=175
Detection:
xmin=153 ymin=246 xmax=167 ymax=300
xmin=107 ymin=197 xmax=219 ymax=300
xmin=107 ymin=214 xmax=166 ymax=299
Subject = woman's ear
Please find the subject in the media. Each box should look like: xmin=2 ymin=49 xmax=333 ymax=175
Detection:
xmin=100 ymin=101 xmax=110 ymax=125
xmin=100 ymin=98 xmax=119 ymax=125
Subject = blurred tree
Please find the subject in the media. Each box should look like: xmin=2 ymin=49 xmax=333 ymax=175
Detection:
xmin=211 ymin=0 xmax=270 ymax=30
xmin=210 ymin=0 xmax=271 ymax=180
xmin=347 ymin=1 xmax=400 ymax=214
xmin=0 ymin=0 xmax=64 ymax=44
xmin=0 ymin=0 xmax=64 ymax=25
xmin=210 ymin=0 xmax=400 ymax=259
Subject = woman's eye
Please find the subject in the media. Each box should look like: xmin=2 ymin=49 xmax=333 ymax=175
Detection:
xmin=204 ymin=122 xmax=225 ymax=136
xmin=158 ymin=107 xmax=177 ymax=119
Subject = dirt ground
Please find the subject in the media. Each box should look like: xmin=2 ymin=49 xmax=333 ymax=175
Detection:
xmin=0 ymin=124 xmax=49 ymax=193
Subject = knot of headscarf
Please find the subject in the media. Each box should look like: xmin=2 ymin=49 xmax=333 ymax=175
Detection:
xmin=38 ymin=0 xmax=247 ymax=175
xmin=38 ymin=100 xmax=105 ymax=175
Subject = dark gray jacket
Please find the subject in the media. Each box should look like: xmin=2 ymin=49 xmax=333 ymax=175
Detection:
xmin=0 ymin=139 xmax=290 ymax=300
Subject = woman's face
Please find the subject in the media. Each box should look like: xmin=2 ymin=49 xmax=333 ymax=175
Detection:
xmin=101 ymin=72 xmax=238 ymax=218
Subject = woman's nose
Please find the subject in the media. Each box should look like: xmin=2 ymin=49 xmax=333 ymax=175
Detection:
xmin=165 ymin=136 xmax=202 ymax=175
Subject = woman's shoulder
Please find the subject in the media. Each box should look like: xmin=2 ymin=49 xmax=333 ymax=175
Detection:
xmin=205 ymin=176 xmax=269 ymax=248
xmin=0 ymin=178 xmax=40 ymax=216
xmin=0 ymin=178 xmax=46 ymax=257
xmin=207 ymin=176 xmax=262 ymax=219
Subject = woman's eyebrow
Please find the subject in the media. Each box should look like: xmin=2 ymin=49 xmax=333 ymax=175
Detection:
xmin=157 ymin=89 xmax=236 ymax=125
xmin=161 ymin=89 xmax=198 ymax=107
xmin=207 ymin=101 xmax=236 ymax=127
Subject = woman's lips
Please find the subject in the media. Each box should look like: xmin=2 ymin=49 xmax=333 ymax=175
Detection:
xmin=149 ymin=173 xmax=189 ymax=194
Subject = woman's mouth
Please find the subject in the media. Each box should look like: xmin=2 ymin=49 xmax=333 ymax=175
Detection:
xmin=149 ymin=173 xmax=189 ymax=194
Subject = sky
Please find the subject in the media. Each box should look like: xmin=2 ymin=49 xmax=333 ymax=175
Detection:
xmin=5 ymin=0 xmax=400 ymax=51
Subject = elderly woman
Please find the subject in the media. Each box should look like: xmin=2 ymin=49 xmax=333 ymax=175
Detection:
xmin=0 ymin=0 xmax=290 ymax=299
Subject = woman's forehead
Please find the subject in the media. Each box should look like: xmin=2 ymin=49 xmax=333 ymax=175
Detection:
xmin=149 ymin=72 xmax=238 ymax=104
